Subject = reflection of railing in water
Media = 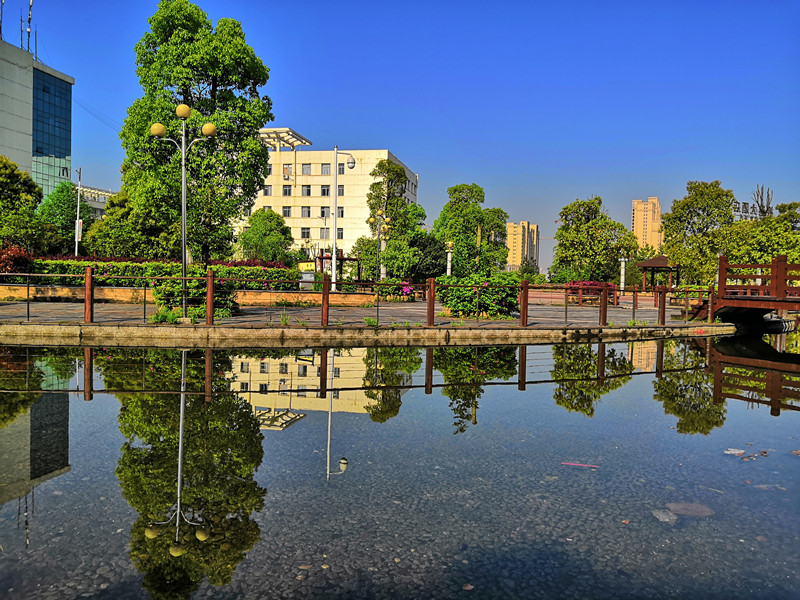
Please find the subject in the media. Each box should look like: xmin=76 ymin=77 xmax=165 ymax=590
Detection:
xmin=4 ymin=341 xmax=798 ymax=421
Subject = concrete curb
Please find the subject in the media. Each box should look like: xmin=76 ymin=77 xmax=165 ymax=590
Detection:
xmin=0 ymin=322 xmax=737 ymax=348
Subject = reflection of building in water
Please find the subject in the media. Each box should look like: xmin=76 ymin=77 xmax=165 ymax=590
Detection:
xmin=0 ymin=392 xmax=71 ymax=507
xmin=229 ymin=349 xmax=410 ymax=429
xmin=628 ymin=341 xmax=658 ymax=372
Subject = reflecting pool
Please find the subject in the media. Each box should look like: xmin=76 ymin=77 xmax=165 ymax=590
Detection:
xmin=0 ymin=337 xmax=798 ymax=599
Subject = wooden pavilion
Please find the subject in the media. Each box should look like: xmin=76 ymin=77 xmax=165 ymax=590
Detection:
xmin=635 ymin=255 xmax=679 ymax=291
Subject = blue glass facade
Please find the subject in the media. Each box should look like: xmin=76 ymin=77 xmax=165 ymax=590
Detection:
xmin=31 ymin=68 xmax=72 ymax=197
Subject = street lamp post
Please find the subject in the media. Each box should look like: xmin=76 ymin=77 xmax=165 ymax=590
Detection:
xmin=368 ymin=210 xmax=390 ymax=323
xmin=331 ymin=146 xmax=356 ymax=291
xmin=150 ymin=105 xmax=216 ymax=320
xmin=73 ymin=167 xmax=82 ymax=256
xmin=446 ymin=241 xmax=454 ymax=276
xmin=325 ymin=349 xmax=348 ymax=481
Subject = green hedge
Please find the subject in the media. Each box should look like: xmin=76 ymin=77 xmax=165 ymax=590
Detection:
xmin=436 ymin=272 xmax=521 ymax=317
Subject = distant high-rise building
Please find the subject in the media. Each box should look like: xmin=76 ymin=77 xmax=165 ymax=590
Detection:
xmin=0 ymin=40 xmax=74 ymax=197
xmin=631 ymin=197 xmax=662 ymax=249
xmin=505 ymin=221 xmax=539 ymax=271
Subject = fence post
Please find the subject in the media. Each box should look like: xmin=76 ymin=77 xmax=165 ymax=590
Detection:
xmin=578 ymin=283 xmax=584 ymax=306
xmin=26 ymin=275 xmax=30 ymax=322
xmin=517 ymin=345 xmax=527 ymax=391
xmin=707 ymin=286 xmax=715 ymax=323
xmin=84 ymin=266 xmax=94 ymax=323
xmin=772 ymin=255 xmax=787 ymax=298
xmin=425 ymin=347 xmax=433 ymax=394
xmin=657 ymin=286 xmax=666 ymax=326
xmin=205 ymin=269 xmax=214 ymax=326
xmin=717 ymin=255 xmax=728 ymax=297
xmin=599 ymin=284 xmax=608 ymax=326
xmin=321 ymin=273 xmax=330 ymax=326
xmin=83 ymin=347 xmax=93 ymax=402
xmin=519 ymin=280 xmax=529 ymax=327
xmin=427 ymin=278 xmax=435 ymax=326
xmin=632 ymin=285 xmax=637 ymax=322
xmin=563 ymin=286 xmax=568 ymax=325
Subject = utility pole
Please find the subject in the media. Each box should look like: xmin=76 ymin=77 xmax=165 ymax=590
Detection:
xmin=74 ymin=167 xmax=82 ymax=256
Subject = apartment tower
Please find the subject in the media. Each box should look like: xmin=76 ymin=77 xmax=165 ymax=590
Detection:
xmin=631 ymin=197 xmax=662 ymax=249
xmin=505 ymin=221 xmax=540 ymax=271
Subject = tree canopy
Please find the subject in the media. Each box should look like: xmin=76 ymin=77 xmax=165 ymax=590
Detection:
xmin=0 ymin=155 xmax=45 ymax=253
xmin=661 ymin=181 xmax=735 ymax=284
xmin=96 ymin=0 xmax=273 ymax=264
xmin=236 ymin=208 xmax=293 ymax=263
xmin=432 ymin=183 xmax=508 ymax=277
xmin=36 ymin=181 xmax=95 ymax=255
xmin=549 ymin=197 xmax=637 ymax=283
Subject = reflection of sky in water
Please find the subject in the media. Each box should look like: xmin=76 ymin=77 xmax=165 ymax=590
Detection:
xmin=0 ymin=342 xmax=797 ymax=599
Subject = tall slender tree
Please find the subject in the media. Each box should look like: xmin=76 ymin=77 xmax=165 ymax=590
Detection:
xmin=95 ymin=0 xmax=273 ymax=263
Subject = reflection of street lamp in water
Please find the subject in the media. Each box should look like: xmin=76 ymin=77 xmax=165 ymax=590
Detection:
xmin=143 ymin=350 xmax=209 ymax=556
xmin=325 ymin=348 xmax=348 ymax=481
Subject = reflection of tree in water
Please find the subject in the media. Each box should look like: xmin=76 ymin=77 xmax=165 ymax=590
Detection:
xmin=0 ymin=346 xmax=83 ymax=428
xmin=550 ymin=343 xmax=633 ymax=417
xmin=362 ymin=347 xmax=421 ymax=423
xmin=653 ymin=340 xmax=725 ymax=434
xmin=98 ymin=349 xmax=266 ymax=600
xmin=433 ymin=347 xmax=517 ymax=433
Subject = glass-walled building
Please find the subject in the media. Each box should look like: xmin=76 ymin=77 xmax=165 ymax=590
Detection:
xmin=0 ymin=40 xmax=74 ymax=197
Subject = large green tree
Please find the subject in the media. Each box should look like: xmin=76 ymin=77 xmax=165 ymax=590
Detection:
xmin=363 ymin=159 xmax=427 ymax=280
xmin=432 ymin=183 xmax=508 ymax=277
xmin=236 ymin=208 xmax=293 ymax=263
xmin=661 ymin=181 xmax=735 ymax=284
xmin=108 ymin=0 xmax=273 ymax=264
xmin=549 ymin=197 xmax=637 ymax=283
xmin=36 ymin=181 xmax=95 ymax=255
xmin=0 ymin=155 xmax=47 ymax=253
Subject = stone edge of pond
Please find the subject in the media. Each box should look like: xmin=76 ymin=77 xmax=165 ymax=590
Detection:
xmin=0 ymin=322 xmax=737 ymax=348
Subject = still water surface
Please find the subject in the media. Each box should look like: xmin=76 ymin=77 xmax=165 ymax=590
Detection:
xmin=0 ymin=338 xmax=798 ymax=599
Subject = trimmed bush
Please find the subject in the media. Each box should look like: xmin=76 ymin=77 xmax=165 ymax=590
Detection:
xmin=436 ymin=272 xmax=521 ymax=317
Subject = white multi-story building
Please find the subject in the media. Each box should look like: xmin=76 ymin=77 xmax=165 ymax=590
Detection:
xmin=246 ymin=128 xmax=418 ymax=257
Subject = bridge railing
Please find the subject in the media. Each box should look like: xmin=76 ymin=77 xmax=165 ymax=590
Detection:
xmin=718 ymin=255 xmax=800 ymax=299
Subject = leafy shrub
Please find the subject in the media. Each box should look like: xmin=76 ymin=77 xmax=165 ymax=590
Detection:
xmin=0 ymin=245 xmax=33 ymax=278
xmin=436 ymin=272 xmax=521 ymax=317
xmin=375 ymin=277 xmax=416 ymax=300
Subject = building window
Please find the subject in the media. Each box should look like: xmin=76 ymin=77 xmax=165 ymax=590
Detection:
xmin=259 ymin=362 xmax=269 ymax=374
xmin=321 ymin=185 xmax=330 ymax=197
xmin=298 ymin=365 xmax=308 ymax=377
xmin=337 ymin=163 xmax=345 ymax=175
xmin=265 ymin=205 xmax=272 ymax=212
xmin=266 ymin=164 xmax=272 ymax=176
xmin=283 ymin=164 xmax=292 ymax=178
xmin=301 ymin=206 xmax=311 ymax=218
xmin=300 ymin=227 xmax=310 ymax=239
xmin=337 ymin=206 xmax=344 ymax=218
xmin=263 ymin=185 xmax=272 ymax=196
xmin=337 ymin=185 xmax=344 ymax=196
xmin=282 ymin=185 xmax=292 ymax=196
xmin=320 ymin=206 xmax=330 ymax=218
xmin=320 ymin=228 xmax=330 ymax=240
xmin=332 ymin=390 xmax=340 ymax=399
xmin=240 ymin=382 xmax=249 ymax=391
xmin=258 ymin=383 xmax=269 ymax=392
xmin=243 ymin=206 xmax=252 ymax=217
xmin=282 ymin=206 xmax=291 ymax=218
xmin=302 ymin=185 xmax=311 ymax=196
xmin=337 ymin=228 xmax=343 ymax=240
xmin=302 ymin=163 xmax=311 ymax=175
xmin=279 ymin=379 xmax=287 ymax=395
xmin=321 ymin=163 xmax=331 ymax=175
xmin=240 ymin=362 xmax=249 ymax=373
xmin=334 ymin=367 xmax=340 ymax=378
xmin=297 ymin=385 xmax=307 ymax=397
xmin=279 ymin=363 xmax=288 ymax=374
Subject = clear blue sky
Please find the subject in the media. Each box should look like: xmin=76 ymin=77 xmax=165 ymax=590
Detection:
xmin=6 ymin=0 xmax=799 ymax=267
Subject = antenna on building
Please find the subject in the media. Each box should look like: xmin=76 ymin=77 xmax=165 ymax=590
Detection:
xmin=26 ymin=0 xmax=33 ymax=52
